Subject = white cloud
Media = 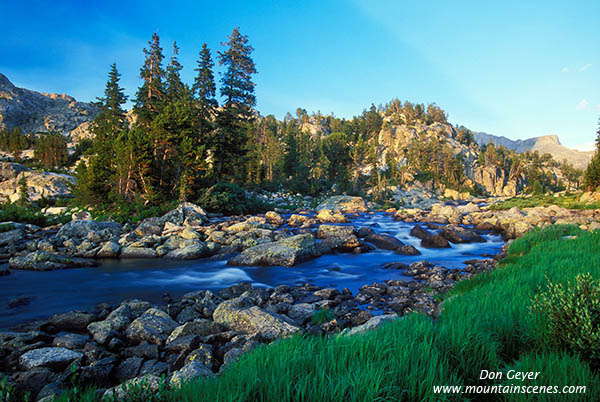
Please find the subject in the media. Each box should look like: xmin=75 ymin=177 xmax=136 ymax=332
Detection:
xmin=576 ymin=99 xmax=589 ymax=110
xmin=579 ymin=63 xmax=592 ymax=72
xmin=561 ymin=67 xmax=569 ymax=73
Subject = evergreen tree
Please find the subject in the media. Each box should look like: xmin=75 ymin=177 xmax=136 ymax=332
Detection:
xmin=135 ymin=33 xmax=166 ymax=127
xmin=75 ymin=63 xmax=128 ymax=204
xmin=193 ymin=43 xmax=218 ymax=118
xmin=166 ymin=41 xmax=185 ymax=101
xmin=216 ymin=27 xmax=257 ymax=179
xmin=584 ymin=117 xmax=600 ymax=190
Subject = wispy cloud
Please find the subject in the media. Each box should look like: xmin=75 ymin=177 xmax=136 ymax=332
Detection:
xmin=561 ymin=67 xmax=569 ymax=73
xmin=576 ymin=99 xmax=588 ymax=110
xmin=579 ymin=63 xmax=592 ymax=72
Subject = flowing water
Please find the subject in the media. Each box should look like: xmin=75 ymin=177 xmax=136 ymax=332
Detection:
xmin=0 ymin=213 xmax=504 ymax=329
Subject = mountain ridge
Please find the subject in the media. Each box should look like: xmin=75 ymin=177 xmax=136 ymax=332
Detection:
xmin=473 ymin=132 xmax=593 ymax=170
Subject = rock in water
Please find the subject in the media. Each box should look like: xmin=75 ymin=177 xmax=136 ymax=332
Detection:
xmin=316 ymin=195 xmax=367 ymax=213
xmin=227 ymin=234 xmax=318 ymax=267
xmin=19 ymin=347 xmax=83 ymax=370
xmin=9 ymin=251 xmax=98 ymax=271
xmin=421 ymin=234 xmax=451 ymax=248
xmin=364 ymin=233 xmax=405 ymax=251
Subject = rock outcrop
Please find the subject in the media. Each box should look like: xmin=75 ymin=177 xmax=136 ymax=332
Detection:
xmin=0 ymin=171 xmax=75 ymax=202
xmin=0 ymin=73 xmax=97 ymax=138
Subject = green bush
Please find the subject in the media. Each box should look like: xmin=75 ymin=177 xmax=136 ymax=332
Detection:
xmin=90 ymin=199 xmax=178 ymax=225
xmin=310 ymin=309 xmax=335 ymax=325
xmin=0 ymin=202 xmax=70 ymax=227
xmin=531 ymin=273 xmax=600 ymax=364
xmin=197 ymin=182 xmax=269 ymax=215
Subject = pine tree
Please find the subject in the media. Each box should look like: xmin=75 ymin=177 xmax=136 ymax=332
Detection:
xmin=216 ymin=27 xmax=257 ymax=179
xmin=584 ymin=117 xmax=600 ymax=190
xmin=135 ymin=33 xmax=166 ymax=126
xmin=193 ymin=43 xmax=218 ymax=119
xmin=166 ymin=41 xmax=185 ymax=101
xmin=75 ymin=63 xmax=128 ymax=204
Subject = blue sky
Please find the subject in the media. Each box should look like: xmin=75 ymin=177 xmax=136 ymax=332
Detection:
xmin=1 ymin=0 xmax=598 ymax=149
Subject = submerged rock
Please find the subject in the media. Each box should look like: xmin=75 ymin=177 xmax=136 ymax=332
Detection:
xmin=421 ymin=234 xmax=451 ymax=248
xmin=364 ymin=233 xmax=405 ymax=251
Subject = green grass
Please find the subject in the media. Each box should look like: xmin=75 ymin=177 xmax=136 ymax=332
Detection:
xmin=489 ymin=193 xmax=600 ymax=211
xmin=0 ymin=202 xmax=70 ymax=227
xmin=47 ymin=224 xmax=600 ymax=402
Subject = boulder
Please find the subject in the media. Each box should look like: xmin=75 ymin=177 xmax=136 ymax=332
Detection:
xmin=364 ymin=233 xmax=405 ymax=251
xmin=103 ymin=374 xmax=162 ymax=401
xmin=125 ymin=308 xmax=179 ymax=346
xmin=421 ymin=234 xmax=451 ymax=248
xmin=161 ymin=202 xmax=208 ymax=227
xmin=164 ymin=242 xmax=210 ymax=259
xmin=227 ymin=234 xmax=318 ymax=267
xmin=316 ymin=209 xmax=348 ymax=223
xmin=9 ymin=251 xmax=98 ymax=271
xmin=409 ymin=224 xmax=430 ymax=240
xmin=316 ymin=195 xmax=367 ymax=213
xmin=0 ymin=171 xmax=75 ymax=202
xmin=265 ymin=211 xmax=284 ymax=225
xmin=345 ymin=314 xmax=399 ymax=336
xmin=0 ymin=162 xmax=29 ymax=181
xmin=52 ymin=333 xmax=89 ymax=349
xmin=440 ymin=226 xmax=485 ymax=244
xmin=19 ymin=347 xmax=83 ymax=370
xmin=120 ymin=246 xmax=158 ymax=258
xmin=169 ymin=360 xmax=213 ymax=387
xmin=316 ymin=225 xmax=355 ymax=239
xmin=46 ymin=311 xmax=96 ymax=332
xmin=96 ymin=241 xmax=121 ymax=258
xmin=287 ymin=214 xmax=312 ymax=227
xmin=71 ymin=210 xmax=92 ymax=221
xmin=57 ymin=220 xmax=122 ymax=241
xmin=213 ymin=296 xmax=300 ymax=340
xmin=287 ymin=303 xmax=316 ymax=324
xmin=396 ymin=245 xmax=421 ymax=255
xmin=166 ymin=319 xmax=221 ymax=344
xmin=430 ymin=204 xmax=462 ymax=223
xmin=87 ymin=305 xmax=133 ymax=345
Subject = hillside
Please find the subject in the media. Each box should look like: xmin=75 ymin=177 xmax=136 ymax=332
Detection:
xmin=473 ymin=132 xmax=593 ymax=170
xmin=0 ymin=73 xmax=97 ymax=139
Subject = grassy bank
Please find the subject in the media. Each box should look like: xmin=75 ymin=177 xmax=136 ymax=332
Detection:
xmin=45 ymin=225 xmax=600 ymax=401
xmin=489 ymin=193 xmax=600 ymax=211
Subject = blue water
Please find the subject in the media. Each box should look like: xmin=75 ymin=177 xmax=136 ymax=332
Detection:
xmin=0 ymin=213 xmax=504 ymax=330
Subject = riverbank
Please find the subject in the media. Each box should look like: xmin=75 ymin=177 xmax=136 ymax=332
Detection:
xmin=53 ymin=224 xmax=600 ymax=402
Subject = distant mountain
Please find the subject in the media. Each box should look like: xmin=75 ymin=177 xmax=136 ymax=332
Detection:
xmin=473 ymin=132 xmax=594 ymax=170
xmin=0 ymin=73 xmax=97 ymax=139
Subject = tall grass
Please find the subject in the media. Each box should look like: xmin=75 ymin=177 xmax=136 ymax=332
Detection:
xmin=51 ymin=225 xmax=600 ymax=402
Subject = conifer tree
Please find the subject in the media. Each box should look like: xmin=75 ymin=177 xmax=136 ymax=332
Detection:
xmin=584 ymin=117 xmax=600 ymax=190
xmin=216 ymin=27 xmax=257 ymax=179
xmin=166 ymin=41 xmax=185 ymax=101
xmin=135 ymin=33 xmax=166 ymax=126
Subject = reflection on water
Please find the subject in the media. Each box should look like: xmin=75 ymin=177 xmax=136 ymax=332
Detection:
xmin=0 ymin=213 xmax=504 ymax=329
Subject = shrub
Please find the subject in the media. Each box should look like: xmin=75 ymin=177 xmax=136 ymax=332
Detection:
xmin=197 ymin=182 xmax=269 ymax=215
xmin=531 ymin=273 xmax=600 ymax=365
xmin=310 ymin=309 xmax=335 ymax=325
xmin=0 ymin=202 xmax=70 ymax=227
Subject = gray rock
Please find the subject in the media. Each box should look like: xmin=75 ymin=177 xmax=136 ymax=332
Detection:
xmin=364 ymin=233 xmax=405 ymax=250
xmin=47 ymin=310 xmax=96 ymax=332
xmin=96 ymin=241 xmax=121 ymax=258
xmin=227 ymin=234 xmax=319 ymax=267
xmin=125 ymin=308 xmax=179 ymax=346
xmin=57 ymin=220 xmax=122 ymax=241
xmin=120 ymin=246 xmax=158 ymax=258
xmin=315 ymin=225 xmax=355 ymax=239
xmin=164 ymin=242 xmax=210 ymax=259
xmin=0 ymin=162 xmax=29 ymax=181
xmin=103 ymin=374 xmax=162 ymax=401
xmin=87 ymin=305 xmax=133 ymax=345
xmin=421 ymin=234 xmax=451 ymax=248
xmin=345 ymin=314 xmax=400 ymax=336
xmin=316 ymin=195 xmax=367 ymax=213
xmin=213 ymin=296 xmax=300 ymax=341
xmin=0 ymin=172 xmax=75 ymax=203
xmin=19 ymin=347 xmax=83 ymax=370
xmin=166 ymin=319 xmax=221 ymax=344
xmin=170 ymin=360 xmax=213 ymax=388
xmin=161 ymin=202 xmax=208 ymax=226
xmin=287 ymin=303 xmax=316 ymax=324
xmin=52 ymin=333 xmax=89 ymax=349
xmin=9 ymin=251 xmax=98 ymax=271
xmin=396 ymin=244 xmax=421 ymax=255
xmin=114 ymin=356 xmax=144 ymax=382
